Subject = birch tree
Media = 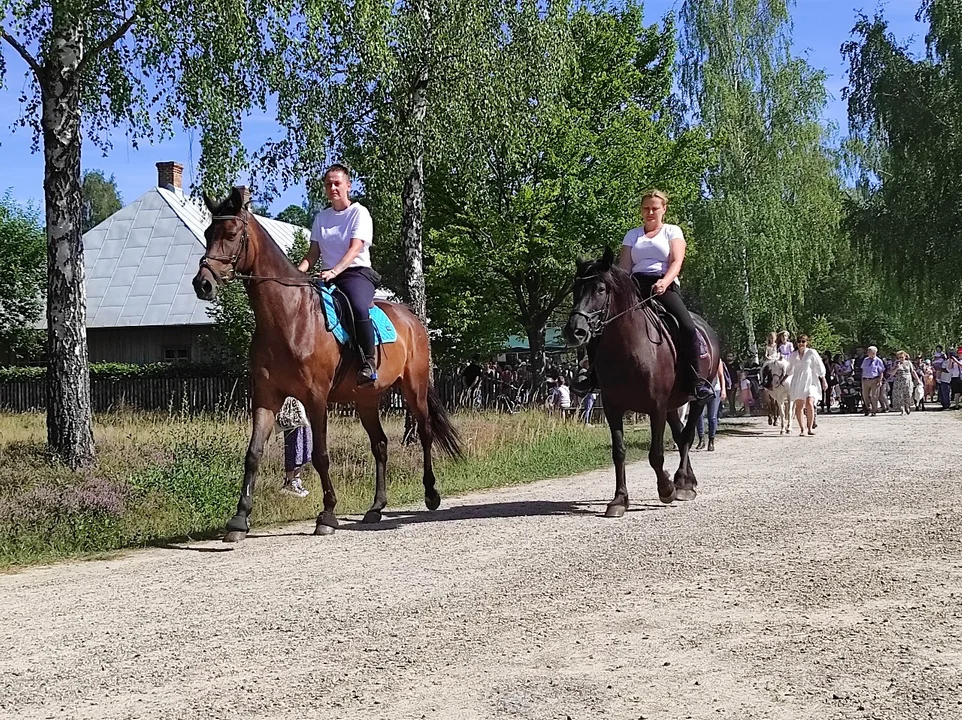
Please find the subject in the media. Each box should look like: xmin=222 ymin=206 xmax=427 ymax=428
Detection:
xmin=1 ymin=0 xmax=302 ymax=467
xmin=843 ymin=0 xmax=962 ymax=335
xmin=679 ymin=0 xmax=842 ymax=358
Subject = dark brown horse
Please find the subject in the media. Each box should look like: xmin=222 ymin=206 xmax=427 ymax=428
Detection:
xmin=192 ymin=188 xmax=461 ymax=541
xmin=562 ymin=247 xmax=720 ymax=516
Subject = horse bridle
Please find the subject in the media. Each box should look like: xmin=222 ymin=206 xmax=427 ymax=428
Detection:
xmin=199 ymin=210 xmax=251 ymax=283
xmin=571 ymin=272 xmax=655 ymax=339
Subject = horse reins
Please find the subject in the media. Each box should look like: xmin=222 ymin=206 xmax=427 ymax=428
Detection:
xmin=201 ymin=209 xmax=380 ymax=388
xmin=571 ymin=272 xmax=658 ymax=339
xmin=201 ymin=208 xmax=315 ymax=286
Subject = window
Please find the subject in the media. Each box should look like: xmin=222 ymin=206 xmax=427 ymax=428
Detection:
xmin=163 ymin=346 xmax=190 ymax=362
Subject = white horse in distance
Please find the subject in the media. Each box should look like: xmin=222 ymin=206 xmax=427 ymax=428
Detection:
xmin=763 ymin=357 xmax=792 ymax=435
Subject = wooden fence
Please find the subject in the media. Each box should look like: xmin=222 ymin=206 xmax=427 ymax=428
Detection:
xmin=0 ymin=373 xmax=555 ymax=415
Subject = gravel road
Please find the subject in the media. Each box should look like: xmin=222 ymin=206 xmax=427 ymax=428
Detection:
xmin=2 ymin=411 xmax=960 ymax=720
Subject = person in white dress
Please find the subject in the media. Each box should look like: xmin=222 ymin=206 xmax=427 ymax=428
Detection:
xmin=763 ymin=331 xmax=780 ymax=362
xmin=788 ymin=334 xmax=827 ymax=436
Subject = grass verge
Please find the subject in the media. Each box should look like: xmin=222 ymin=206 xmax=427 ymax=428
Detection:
xmin=0 ymin=410 xmax=651 ymax=568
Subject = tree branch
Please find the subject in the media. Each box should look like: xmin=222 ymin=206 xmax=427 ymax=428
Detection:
xmin=76 ymin=8 xmax=141 ymax=76
xmin=0 ymin=28 xmax=42 ymax=79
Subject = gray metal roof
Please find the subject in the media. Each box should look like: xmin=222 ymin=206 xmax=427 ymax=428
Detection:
xmin=81 ymin=188 xmax=308 ymax=328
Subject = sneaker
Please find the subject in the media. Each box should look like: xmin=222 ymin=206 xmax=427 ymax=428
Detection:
xmin=281 ymin=478 xmax=309 ymax=498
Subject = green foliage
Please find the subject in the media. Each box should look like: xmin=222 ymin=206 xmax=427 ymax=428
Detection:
xmin=428 ymin=3 xmax=709 ymax=373
xmin=0 ymin=361 xmax=236 ymax=382
xmin=842 ymin=3 xmax=962 ymax=338
xmin=0 ymin=192 xmax=45 ymax=360
xmin=275 ymin=204 xmax=313 ymax=229
xmin=80 ymin=170 xmax=122 ymax=232
xmin=0 ymin=0 xmax=319 ymax=191
xmin=679 ymin=0 xmax=844 ymax=358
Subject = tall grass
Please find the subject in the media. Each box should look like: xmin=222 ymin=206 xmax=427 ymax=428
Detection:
xmin=0 ymin=410 xmax=651 ymax=568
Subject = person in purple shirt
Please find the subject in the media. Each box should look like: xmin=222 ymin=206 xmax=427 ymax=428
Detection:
xmin=860 ymin=346 xmax=886 ymax=416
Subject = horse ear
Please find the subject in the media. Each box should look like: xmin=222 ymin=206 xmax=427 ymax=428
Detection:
xmin=227 ymin=187 xmax=246 ymax=214
xmin=203 ymin=194 xmax=219 ymax=213
xmin=601 ymin=245 xmax=615 ymax=269
xmin=575 ymin=255 xmax=590 ymax=269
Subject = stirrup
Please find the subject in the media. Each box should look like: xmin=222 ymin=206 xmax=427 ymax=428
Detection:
xmin=357 ymin=360 xmax=377 ymax=385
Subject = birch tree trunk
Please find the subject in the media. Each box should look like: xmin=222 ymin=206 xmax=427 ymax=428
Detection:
xmin=41 ymin=25 xmax=95 ymax=468
xmin=400 ymin=68 xmax=429 ymax=324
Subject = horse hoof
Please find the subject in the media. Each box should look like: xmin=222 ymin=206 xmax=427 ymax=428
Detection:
xmin=313 ymin=523 xmax=336 ymax=536
xmin=223 ymin=531 xmax=247 ymax=543
xmin=659 ymin=488 xmax=677 ymax=504
xmin=361 ymin=510 xmax=382 ymax=524
xmin=675 ymin=488 xmax=697 ymax=502
xmin=425 ymin=491 xmax=441 ymax=511
xmin=604 ymin=504 xmax=627 ymax=518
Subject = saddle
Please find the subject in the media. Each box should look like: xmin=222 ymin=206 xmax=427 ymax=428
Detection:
xmin=639 ymin=293 xmax=710 ymax=365
xmin=313 ymin=283 xmax=398 ymax=347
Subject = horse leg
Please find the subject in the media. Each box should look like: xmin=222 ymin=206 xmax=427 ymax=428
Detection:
xmin=356 ymin=401 xmax=388 ymax=524
xmin=603 ymin=407 xmax=630 ymax=517
xmin=307 ymin=399 xmax=339 ymax=536
xmin=648 ymin=409 xmax=677 ymax=505
xmin=667 ymin=409 xmax=696 ymax=496
xmin=673 ymin=401 xmax=701 ymax=501
xmin=224 ymin=403 xmax=278 ymax=543
xmin=399 ymin=377 xmax=442 ymax=512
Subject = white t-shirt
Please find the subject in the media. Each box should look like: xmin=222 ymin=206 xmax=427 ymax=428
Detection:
xmin=310 ymin=203 xmax=374 ymax=269
xmin=622 ymin=224 xmax=683 ymax=276
xmin=552 ymin=385 xmax=571 ymax=409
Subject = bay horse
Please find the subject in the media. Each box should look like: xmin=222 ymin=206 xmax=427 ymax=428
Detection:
xmin=192 ymin=188 xmax=462 ymax=541
xmin=563 ymin=247 xmax=720 ymax=516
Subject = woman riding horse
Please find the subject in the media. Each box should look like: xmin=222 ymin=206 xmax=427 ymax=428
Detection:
xmin=297 ymin=163 xmax=379 ymax=385
xmin=619 ymin=190 xmax=713 ymax=401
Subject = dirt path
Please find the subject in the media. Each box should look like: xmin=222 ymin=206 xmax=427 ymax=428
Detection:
xmin=2 ymin=411 xmax=961 ymax=720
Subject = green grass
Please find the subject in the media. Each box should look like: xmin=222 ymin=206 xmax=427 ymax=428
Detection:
xmin=0 ymin=410 xmax=651 ymax=569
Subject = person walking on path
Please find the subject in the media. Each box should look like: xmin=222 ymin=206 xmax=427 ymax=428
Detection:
xmin=788 ymin=335 xmax=827 ymax=436
xmin=696 ymin=360 xmax=727 ymax=452
xmin=276 ymin=397 xmax=312 ymax=498
xmin=891 ymin=351 xmax=921 ymax=416
xmin=860 ymin=346 xmax=886 ymax=416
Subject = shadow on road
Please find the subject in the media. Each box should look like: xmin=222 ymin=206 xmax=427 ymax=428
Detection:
xmin=154 ymin=493 xmax=676 ymax=550
xmin=338 ymin=497 xmax=670 ymax=532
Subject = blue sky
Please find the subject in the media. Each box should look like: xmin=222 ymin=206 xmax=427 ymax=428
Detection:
xmin=0 ymin=1 xmax=926 ymax=215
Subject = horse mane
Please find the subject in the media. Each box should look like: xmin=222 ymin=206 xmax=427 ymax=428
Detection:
xmin=580 ymin=257 xmax=639 ymax=304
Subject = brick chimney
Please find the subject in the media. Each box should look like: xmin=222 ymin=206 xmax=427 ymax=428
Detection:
xmin=156 ymin=161 xmax=183 ymax=190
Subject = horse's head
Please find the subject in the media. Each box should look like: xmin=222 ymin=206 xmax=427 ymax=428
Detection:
xmin=564 ymin=245 xmax=620 ymax=347
xmin=192 ymin=187 xmax=253 ymax=301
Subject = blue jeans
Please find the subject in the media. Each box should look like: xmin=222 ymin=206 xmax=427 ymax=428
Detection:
xmin=697 ymin=389 xmax=721 ymax=439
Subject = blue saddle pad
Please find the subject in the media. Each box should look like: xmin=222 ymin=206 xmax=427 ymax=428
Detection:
xmin=317 ymin=285 xmax=397 ymax=346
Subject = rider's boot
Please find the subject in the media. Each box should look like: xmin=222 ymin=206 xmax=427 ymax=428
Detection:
xmin=684 ymin=335 xmax=714 ymax=402
xmin=355 ymin=319 xmax=377 ymax=386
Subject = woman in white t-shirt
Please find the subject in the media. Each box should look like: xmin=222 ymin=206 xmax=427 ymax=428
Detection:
xmin=298 ymin=164 xmax=380 ymax=385
xmin=617 ymin=189 xmax=712 ymax=401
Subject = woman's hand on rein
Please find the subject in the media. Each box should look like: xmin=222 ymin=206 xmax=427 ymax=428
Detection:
xmin=319 ymin=269 xmax=338 ymax=283
xmin=652 ymin=279 xmax=669 ymax=295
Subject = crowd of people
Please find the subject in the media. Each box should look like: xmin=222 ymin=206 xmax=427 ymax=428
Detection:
xmin=718 ymin=335 xmax=962 ymax=419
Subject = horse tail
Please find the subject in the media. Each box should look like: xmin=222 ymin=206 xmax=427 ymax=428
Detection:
xmin=427 ymin=386 xmax=463 ymax=459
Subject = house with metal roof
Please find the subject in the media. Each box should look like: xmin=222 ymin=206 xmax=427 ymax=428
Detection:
xmin=80 ymin=162 xmax=310 ymax=363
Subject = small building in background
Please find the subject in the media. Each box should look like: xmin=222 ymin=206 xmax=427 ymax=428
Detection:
xmin=80 ymin=161 xmax=308 ymax=364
